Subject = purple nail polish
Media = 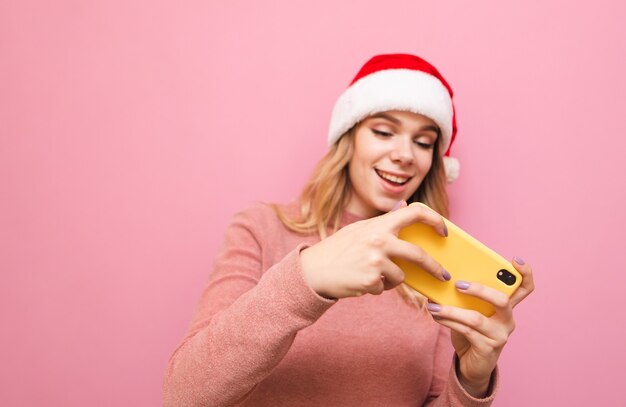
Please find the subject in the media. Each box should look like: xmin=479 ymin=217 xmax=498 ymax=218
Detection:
xmin=427 ymin=303 xmax=441 ymax=312
xmin=442 ymin=269 xmax=451 ymax=281
xmin=455 ymin=280 xmax=470 ymax=290
xmin=443 ymin=223 xmax=449 ymax=237
xmin=391 ymin=200 xmax=405 ymax=211
xmin=514 ymin=256 xmax=525 ymax=265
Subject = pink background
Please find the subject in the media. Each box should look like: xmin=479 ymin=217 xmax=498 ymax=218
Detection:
xmin=2 ymin=1 xmax=625 ymax=405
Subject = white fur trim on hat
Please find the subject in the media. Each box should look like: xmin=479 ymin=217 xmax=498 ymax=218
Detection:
xmin=327 ymin=69 xmax=454 ymax=153
xmin=443 ymin=156 xmax=460 ymax=183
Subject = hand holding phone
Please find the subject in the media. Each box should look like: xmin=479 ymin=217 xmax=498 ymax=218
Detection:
xmin=393 ymin=203 xmax=522 ymax=316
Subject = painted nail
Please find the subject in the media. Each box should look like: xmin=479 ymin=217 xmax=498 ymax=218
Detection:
xmin=442 ymin=269 xmax=451 ymax=281
xmin=514 ymin=256 xmax=525 ymax=265
xmin=392 ymin=200 xmax=406 ymax=211
xmin=455 ymin=280 xmax=471 ymax=290
xmin=427 ymin=303 xmax=442 ymax=313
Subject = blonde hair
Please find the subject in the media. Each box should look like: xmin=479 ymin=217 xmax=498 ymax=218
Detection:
xmin=272 ymin=122 xmax=449 ymax=306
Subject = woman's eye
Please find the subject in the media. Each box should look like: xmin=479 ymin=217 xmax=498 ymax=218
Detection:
xmin=372 ymin=129 xmax=392 ymax=137
xmin=414 ymin=140 xmax=434 ymax=149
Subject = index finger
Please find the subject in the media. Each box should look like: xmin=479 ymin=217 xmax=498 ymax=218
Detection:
xmin=383 ymin=202 xmax=447 ymax=237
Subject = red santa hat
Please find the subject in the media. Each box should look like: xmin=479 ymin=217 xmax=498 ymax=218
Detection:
xmin=328 ymin=53 xmax=460 ymax=182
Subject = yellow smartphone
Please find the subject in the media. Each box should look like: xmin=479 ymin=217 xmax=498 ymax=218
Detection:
xmin=393 ymin=204 xmax=522 ymax=316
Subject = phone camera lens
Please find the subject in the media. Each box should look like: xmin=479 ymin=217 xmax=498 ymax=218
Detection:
xmin=497 ymin=269 xmax=516 ymax=286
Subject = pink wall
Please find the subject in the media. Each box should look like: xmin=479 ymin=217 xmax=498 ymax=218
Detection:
xmin=2 ymin=1 xmax=625 ymax=405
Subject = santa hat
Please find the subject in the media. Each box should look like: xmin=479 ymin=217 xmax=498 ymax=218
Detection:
xmin=328 ymin=53 xmax=460 ymax=182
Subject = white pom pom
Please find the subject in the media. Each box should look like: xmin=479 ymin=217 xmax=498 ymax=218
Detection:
xmin=443 ymin=156 xmax=460 ymax=183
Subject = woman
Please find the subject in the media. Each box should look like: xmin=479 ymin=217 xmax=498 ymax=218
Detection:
xmin=163 ymin=53 xmax=535 ymax=406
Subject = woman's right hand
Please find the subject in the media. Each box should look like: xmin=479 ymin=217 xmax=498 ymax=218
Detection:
xmin=300 ymin=201 xmax=450 ymax=299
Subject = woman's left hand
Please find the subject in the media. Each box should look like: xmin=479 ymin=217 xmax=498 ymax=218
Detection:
xmin=427 ymin=257 xmax=535 ymax=398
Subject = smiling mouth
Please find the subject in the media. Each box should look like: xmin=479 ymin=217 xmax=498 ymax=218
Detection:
xmin=375 ymin=169 xmax=411 ymax=185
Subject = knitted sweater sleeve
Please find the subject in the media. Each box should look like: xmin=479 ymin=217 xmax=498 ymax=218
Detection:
xmin=424 ymin=324 xmax=499 ymax=406
xmin=162 ymin=207 xmax=335 ymax=406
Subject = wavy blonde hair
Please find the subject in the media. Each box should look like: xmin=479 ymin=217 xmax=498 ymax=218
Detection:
xmin=271 ymin=121 xmax=449 ymax=305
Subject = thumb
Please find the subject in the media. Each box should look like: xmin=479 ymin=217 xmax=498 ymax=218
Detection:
xmin=391 ymin=200 xmax=408 ymax=212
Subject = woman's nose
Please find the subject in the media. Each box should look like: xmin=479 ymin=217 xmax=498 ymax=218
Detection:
xmin=390 ymin=138 xmax=414 ymax=164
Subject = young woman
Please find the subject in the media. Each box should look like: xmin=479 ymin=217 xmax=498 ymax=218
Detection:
xmin=163 ymin=53 xmax=535 ymax=406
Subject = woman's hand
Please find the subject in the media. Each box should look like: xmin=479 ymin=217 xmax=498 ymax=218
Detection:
xmin=300 ymin=202 xmax=450 ymax=299
xmin=427 ymin=258 xmax=535 ymax=397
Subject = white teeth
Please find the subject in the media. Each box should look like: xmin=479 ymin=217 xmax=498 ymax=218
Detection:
xmin=377 ymin=170 xmax=409 ymax=184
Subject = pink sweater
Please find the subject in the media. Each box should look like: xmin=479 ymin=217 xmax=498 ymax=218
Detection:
xmin=163 ymin=202 xmax=498 ymax=406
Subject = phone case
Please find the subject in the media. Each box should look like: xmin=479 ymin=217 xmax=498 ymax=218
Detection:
xmin=393 ymin=205 xmax=522 ymax=316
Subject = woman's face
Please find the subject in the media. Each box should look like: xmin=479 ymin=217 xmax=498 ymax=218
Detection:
xmin=346 ymin=110 xmax=439 ymax=218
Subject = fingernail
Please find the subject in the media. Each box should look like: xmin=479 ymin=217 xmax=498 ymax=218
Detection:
xmin=391 ymin=200 xmax=406 ymax=211
xmin=514 ymin=256 xmax=525 ymax=265
xmin=455 ymin=280 xmax=470 ymax=290
xmin=443 ymin=223 xmax=448 ymax=237
xmin=442 ymin=269 xmax=451 ymax=281
xmin=427 ymin=303 xmax=441 ymax=313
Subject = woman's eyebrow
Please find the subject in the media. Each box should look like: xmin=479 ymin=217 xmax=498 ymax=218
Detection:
xmin=370 ymin=112 xmax=402 ymax=125
xmin=419 ymin=125 xmax=440 ymax=135
xmin=369 ymin=113 xmax=439 ymax=134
